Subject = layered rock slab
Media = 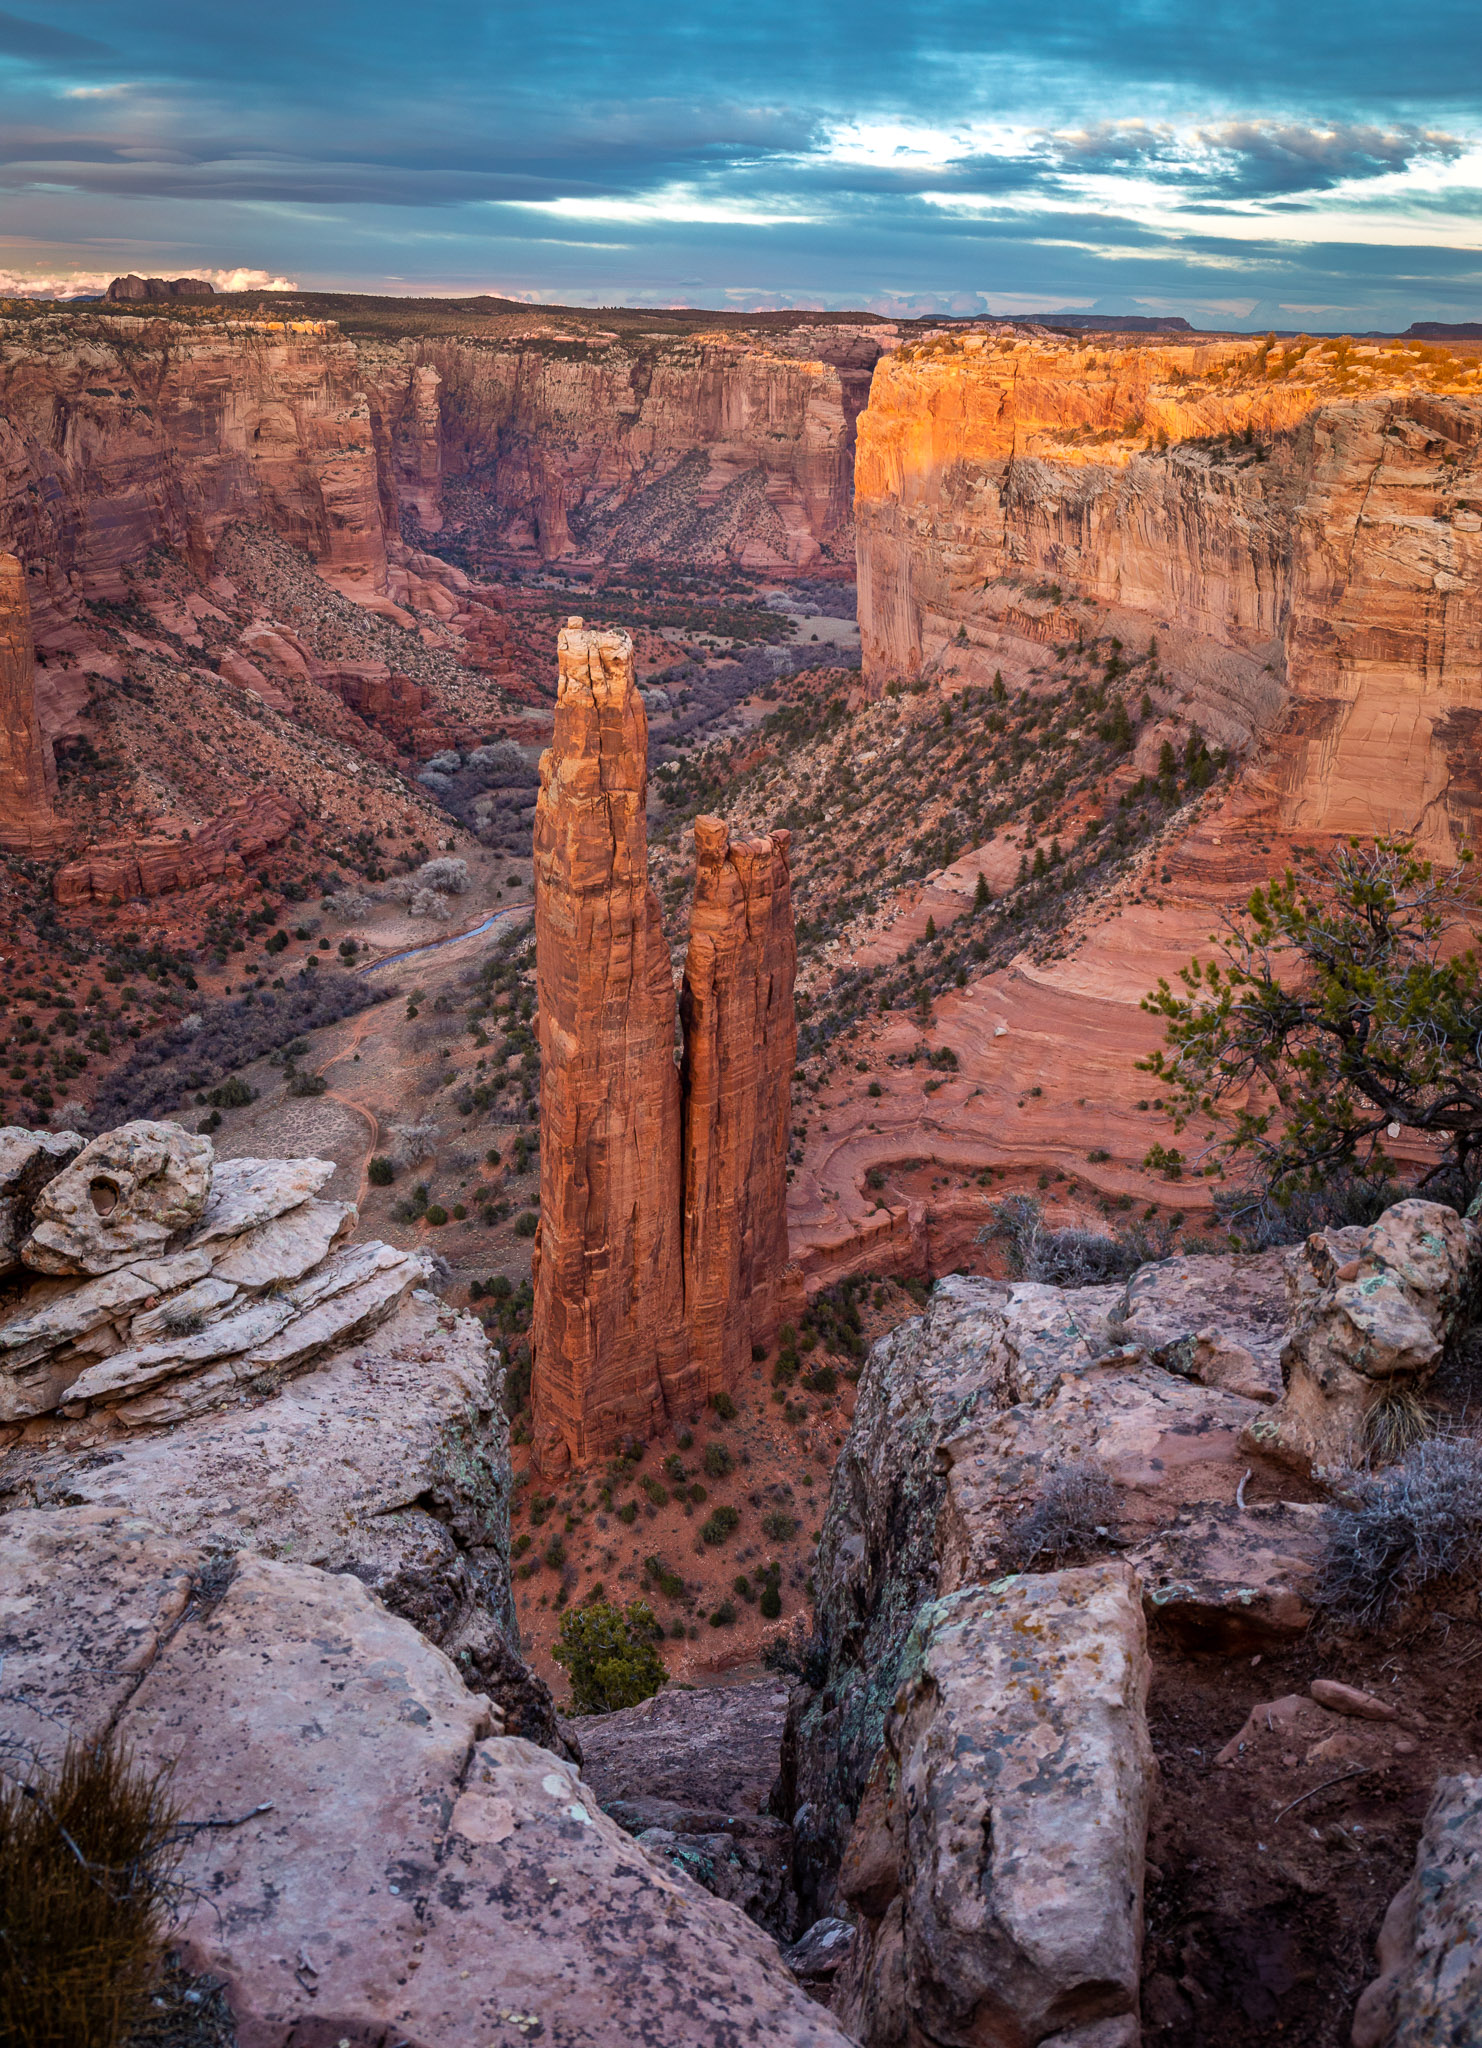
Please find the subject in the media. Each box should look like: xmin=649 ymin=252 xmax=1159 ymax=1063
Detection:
xmin=832 ymin=1566 xmax=1154 ymax=2048
xmin=681 ymin=816 xmax=798 ymax=1396
xmin=531 ymin=620 xmax=690 ymax=1470
xmin=0 ymin=1509 xmax=850 ymax=2048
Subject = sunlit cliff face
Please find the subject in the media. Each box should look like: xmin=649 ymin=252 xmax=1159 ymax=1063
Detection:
xmin=855 ymin=331 xmax=1482 ymax=857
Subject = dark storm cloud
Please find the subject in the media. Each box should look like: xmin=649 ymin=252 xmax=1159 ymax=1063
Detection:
xmin=1 ymin=0 xmax=1479 ymax=323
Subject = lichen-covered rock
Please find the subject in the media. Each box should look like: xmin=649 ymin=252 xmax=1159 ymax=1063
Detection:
xmin=1351 ymin=1773 xmax=1482 ymax=2047
xmin=831 ymin=1566 xmax=1154 ymax=2048
xmin=1244 ymin=1201 xmax=1477 ymax=1478
xmin=0 ymin=1126 xmax=84 ymax=1275
xmin=22 ymin=1119 xmax=214 ymax=1274
xmin=0 ymin=1511 xmax=851 ymax=2047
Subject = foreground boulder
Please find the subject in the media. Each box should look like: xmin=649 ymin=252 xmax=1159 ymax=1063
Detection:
xmin=1244 ymin=1201 xmax=1477 ymax=1478
xmin=832 ymin=1566 xmax=1153 ymax=2048
xmin=0 ymin=1508 xmax=850 ymax=2047
xmin=1352 ymin=1773 xmax=1482 ymax=2047
xmin=0 ymin=1120 xmax=429 ymax=1423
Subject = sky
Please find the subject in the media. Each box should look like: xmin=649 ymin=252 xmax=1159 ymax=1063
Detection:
xmin=1 ymin=1 xmax=1480 ymax=328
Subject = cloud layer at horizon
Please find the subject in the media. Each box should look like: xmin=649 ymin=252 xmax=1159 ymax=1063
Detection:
xmin=1 ymin=0 xmax=1479 ymax=326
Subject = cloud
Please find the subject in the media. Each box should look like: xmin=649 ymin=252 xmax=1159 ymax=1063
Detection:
xmin=0 ymin=8 xmax=112 ymax=61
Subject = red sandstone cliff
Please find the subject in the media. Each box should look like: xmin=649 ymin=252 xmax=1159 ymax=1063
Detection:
xmin=0 ymin=551 xmax=62 ymax=854
xmin=854 ymin=332 xmax=1482 ymax=853
xmin=530 ymin=621 xmax=690 ymax=1471
xmin=51 ymin=791 xmax=302 ymax=907
xmin=680 ymin=818 xmax=797 ymax=1396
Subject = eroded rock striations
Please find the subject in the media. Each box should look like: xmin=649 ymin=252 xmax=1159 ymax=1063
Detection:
xmin=532 ymin=624 xmax=798 ymax=1470
xmin=0 ymin=550 xmax=62 ymax=853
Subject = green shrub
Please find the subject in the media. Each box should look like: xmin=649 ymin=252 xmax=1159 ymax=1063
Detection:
xmin=553 ymin=1599 xmax=667 ymax=1714
xmin=687 ymin=1482 xmax=708 ymax=1505
xmin=761 ymin=1510 xmax=799 ymax=1542
xmin=708 ymin=1390 xmax=738 ymax=1421
xmin=709 ymin=1599 xmax=737 ymax=1628
xmin=0 ymin=1737 xmax=181 ymax=2047
xmin=702 ymin=1442 xmax=732 ymax=1479
xmin=287 ymin=1069 xmax=327 ymax=1097
xmin=641 ymin=1476 xmax=669 ymax=1507
xmin=367 ymin=1155 xmax=395 ymax=1186
xmin=543 ymin=1536 xmax=567 ymax=1570
xmin=803 ymin=1364 xmax=837 ymax=1396
xmin=616 ymin=1501 xmax=638 ymax=1525
xmin=513 ymin=1210 xmax=539 ymax=1238
xmin=701 ymin=1505 xmax=740 ymax=1545
xmin=759 ymin=1583 xmax=782 ymax=1619
xmin=424 ymin=1204 xmax=449 ymax=1226
xmin=206 ymin=1074 xmax=254 ymax=1109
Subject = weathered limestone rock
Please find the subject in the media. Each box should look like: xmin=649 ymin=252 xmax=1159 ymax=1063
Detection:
xmin=531 ymin=620 xmax=689 ymax=1469
xmin=1243 ymin=1200 xmax=1477 ymax=1477
xmin=1351 ymin=1773 xmax=1482 ymax=2047
xmin=0 ymin=1510 xmax=851 ymax=2047
xmin=22 ymin=1119 xmax=214 ymax=1275
xmin=831 ymin=1567 xmax=1154 ymax=2048
xmin=681 ymin=816 xmax=798 ymax=1397
xmin=0 ymin=552 xmax=63 ymax=854
xmin=0 ymin=1125 xmax=84 ymax=1275
xmin=187 ymin=1152 xmax=336 ymax=1245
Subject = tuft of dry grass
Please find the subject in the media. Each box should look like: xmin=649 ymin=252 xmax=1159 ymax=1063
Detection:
xmin=0 ymin=1738 xmax=181 ymax=2048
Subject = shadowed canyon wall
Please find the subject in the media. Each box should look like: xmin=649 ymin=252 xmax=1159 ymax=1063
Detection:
xmin=856 ymin=333 xmax=1482 ymax=855
xmin=531 ymin=623 xmax=797 ymax=1472
xmin=0 ymin=551 xmax=61 ymax=854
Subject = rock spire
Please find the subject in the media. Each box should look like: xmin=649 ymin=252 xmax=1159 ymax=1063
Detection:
xmin=0 ymin=553 xmax=63 ymax=855
xmin=681 ymin=818 xmax=797 ymax=1399
xmin=531 ymin=621 xmax=797 ymax=1472
xmin=531 ymin=621 xmax=691 ymax=1472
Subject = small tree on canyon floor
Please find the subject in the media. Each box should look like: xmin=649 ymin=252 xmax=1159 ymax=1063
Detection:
xmin=1140 ymin=837 xmax=1482 ymax=1225
xmin=553 ymin=1599 xmax=668 ymax=1716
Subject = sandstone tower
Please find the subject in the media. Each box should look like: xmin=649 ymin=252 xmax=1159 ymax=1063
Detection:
xmin=531 ymin=619 xmax=797 ymax=1472
xmin=0 ymin=554 xmax=63 ymax=855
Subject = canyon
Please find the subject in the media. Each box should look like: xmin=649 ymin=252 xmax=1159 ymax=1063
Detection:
xmin=5 ymin=294 xmax=1482 ymax=2045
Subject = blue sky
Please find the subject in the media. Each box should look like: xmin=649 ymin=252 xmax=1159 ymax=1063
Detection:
xmin=2 ymin=0 xmax=1479 ymax=326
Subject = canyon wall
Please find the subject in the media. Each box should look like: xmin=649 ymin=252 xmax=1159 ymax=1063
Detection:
xmin=0 ymin=309 xmax=884 ymax=650
xmin=531 ymin=625 xmax=797 ymax=1471
xmin=855 ymin=333 xmax=1482 ymax=853
xmin=414 ymin=327 xmax=885 ymax=566
xmin=0 ymin=551 xmax=61 ymax=853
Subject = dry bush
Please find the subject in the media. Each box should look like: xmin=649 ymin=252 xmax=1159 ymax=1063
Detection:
xmin=417 ymin=857 xmax=471 ymax=896
xmin=1317 ymin=1434 xmax=1482 ymax=1628
xmin=982 ymin=1196 xmax=1158 ymax=1286
xmin=1000 ymin=1461 xmax=1120 ymax=1571
xmin=385 ymin=1119 xmax=440 ymax=1170
xmin=323 ymin=889 xmax=374 ymax=920
xmin=408 ymin=887 xmax=454 ymax=922
xmin=0 ymin=1737 xmax=180 ymax=2047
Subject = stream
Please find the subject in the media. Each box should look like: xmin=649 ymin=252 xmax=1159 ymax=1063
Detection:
xmin=354 ymin=901 xmax=532 ymax=976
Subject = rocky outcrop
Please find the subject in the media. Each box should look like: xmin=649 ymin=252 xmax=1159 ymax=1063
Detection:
xmin=0 ymin=550 xmax=63 ymax=853
xmin=531 ymin=628 xmax=798 ymax=1470
xmin=104 ymin=275 xmax=215 ymax=302
xmin=681 ymin=817 xmax=798 ymax=1398
xmin=1244 ymin=1201 xmax=1478 ymax=1478
xmin=0 ymin=1125 xmax=84 ymax=1277
xmin=832 ymin=1568 xmax=1153 ymax=2048
xmin=0 ymin=1509 xmax=849 ymax=2047
xmin=52 ymin=789 xmax=302 ymax=904
xmin=531 ymin=621 xmax=690 ymax=1469
xmin=1352 ymin=1773 xmax=1482 ymax=2047
xmin=782 ymin=1220 xmax=1442 ymax=2043
xmin=0 ymin=1119 xmax=429 ymax=1425
xmin=577 ymin=1679 xmax=797 ymax=1939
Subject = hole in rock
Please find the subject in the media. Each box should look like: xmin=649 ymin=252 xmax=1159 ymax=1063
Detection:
xmin=88 ymin=1179 xmax=120 ymax=1217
